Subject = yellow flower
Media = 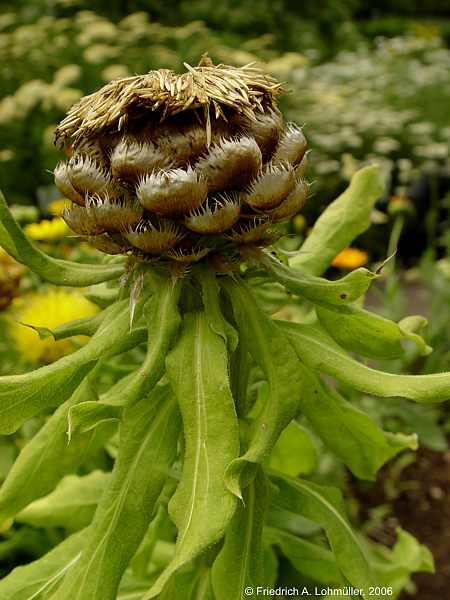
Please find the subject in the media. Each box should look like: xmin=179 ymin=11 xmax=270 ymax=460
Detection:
xmin=388 ymin=195 xmax=415 ymax=217
xmin=24 ymin=218 xmax=69 ymax=241
xmin=10 ymin=290 xmax=99 ymax=363
xmin=331 ymin=247 xmax=369 ymax=270
xmin=292 ymin=214 xmax=307 ymax=233
xmin=48 ymin=198 xmax=72 ymax=217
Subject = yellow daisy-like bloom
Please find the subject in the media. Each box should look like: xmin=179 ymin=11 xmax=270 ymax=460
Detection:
xmin=10 ymin=290 xmax=99 ymax=363
xmin=24 ymin=217 xmax=70 ymax=241
xmin=48 ymin=198 xmax=72 ymax=217
xmin=331 ymin=247 xmax=369 ymax=270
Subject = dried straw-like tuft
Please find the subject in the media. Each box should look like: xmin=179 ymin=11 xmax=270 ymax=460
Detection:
xmin=55 ymin=60 xmax=283 ymax=147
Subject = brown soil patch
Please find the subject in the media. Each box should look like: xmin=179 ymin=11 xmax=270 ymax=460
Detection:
xmin=351 ymin=445 xmax=450 ymax=599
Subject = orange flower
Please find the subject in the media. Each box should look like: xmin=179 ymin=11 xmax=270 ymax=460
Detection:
xmin=331 ymin=247 xmax=369 ymax=270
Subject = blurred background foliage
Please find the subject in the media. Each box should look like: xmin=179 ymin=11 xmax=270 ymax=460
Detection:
xmin=0 ymin=0 xmax=449 ymax=264
xmin=0 ymin=1 xmax=449 ymax=596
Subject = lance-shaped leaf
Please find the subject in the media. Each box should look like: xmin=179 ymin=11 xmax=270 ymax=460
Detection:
xmin=0 ymin=299 xmax=145 ymax=434
xmin=102 ymin=273 xmax=182 ymax=407
xmin=0 ymin=358 xmax=92 ymax=436
xmin=0 ymin=375 xmax=114 ymax=525
xmin=51 ymin=384 xmax=180 ymax=600
xmin=271 ymin=474 xmax=375 ymax=596
xmin=290 ymin=165 xmax=384 ymax=275
xmin=221 ymin=278 xmax=302 ymax=498
xmin=196 ymin=267 xmax=238 ymax=352
xmin=22 ymin=310 xmax=106 ymax=342
xmin=16 ymin=470 xmax=110 ymax=532
xmin=295 ymin=365 xmax=417 ymax=480
xmin=280 ymin=321 xmax=450 ymax=403
xmin=211 ymin=468 xmax=267 ymax=600
xmin=264 ymin=527 xmax=342 ymax=585
xmin=258 ymin=250 xmax=377 ymax=307
xmin=0 ymin=528 xmax=86 ymax=600
xmin=316 ymin=304 xmax=431 ymax=359
xmin=145 ymin=311 xmax=240 ymax=598
xmin=0 ymin=189 xmax=124 ymax=286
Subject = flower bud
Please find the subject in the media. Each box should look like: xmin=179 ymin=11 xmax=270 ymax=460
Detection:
xmin=54 ymin=59 xmax=309 ymax=262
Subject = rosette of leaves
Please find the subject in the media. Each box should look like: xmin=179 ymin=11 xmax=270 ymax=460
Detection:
xmin=0 ymin=59 xmax=448 ymax=600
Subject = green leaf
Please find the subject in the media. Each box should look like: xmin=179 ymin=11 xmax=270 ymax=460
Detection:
xmin=398 ymin=315 xmax=433 ymax=356
xmin=271 ymin=474 xmax=375 ymax=595
xmin=157 ymin=568 xmax=204 ymax=600
xmin=51 ymin=384 xmax=180 ymax=600
xmin=0 ymin=374 xmax=114 ymax=525
xmin=196 ymin=267 xmax=238 ymax=352
xmin=259 ymin=251 xmax=377 ymax=306
xmin=294 ymin=365 xmax=417 ymax=480
xmin=316 ymin=304 xmax=431 ymax=359
xmin=16 ymin=471 xmax=110 ymax=531
xmin=21 ymin=311 xmax=106 ymax=341
xmin=146 ymin=311 xmax=240 ymax=599
xmin=0 ymin=529 xmax=86 ymax=600
xmin=130 ymin=503 xmax=168 ymax=579
xmin=264 ymin=527 xmax=342 ymax=585
xmin=221 ymin=278 xmax=302 ymax=498
xmin=0 ymin=357 xmax=92 ymax=436
xmin=363 ymin=398 xmax=448 ymax=451
xmin=102 ymin=272 xmax=182 ymax=407
xmin=211 ymin=468 xmax=268 ymax=600
xmin=0 ymin=299 xmax=145 ymax=434
xmin=369 ymin=528 xmax=434 ymax=598
xmin=281 ymin=321 xmax=450 ymax=403
xmin=84 ymin=282 xmax=120 ymax=308
xmin=230 ymin=337 xmax=252 ymax=418
xmin=290 ymin=165 xmax=384 ymax=275
xmin=0 ymin=189 xmax=124 ymax=286
xmin=269 ymin=420 xmax=318 ymax=477
xmin=262 ymin=545 xmax=278 ymax=588
xmin=67 ymin=402 xmax=121 ymax=441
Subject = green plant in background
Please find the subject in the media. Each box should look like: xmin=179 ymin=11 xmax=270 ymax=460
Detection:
xmin=0 ymin=59 xmax=449 ymax=600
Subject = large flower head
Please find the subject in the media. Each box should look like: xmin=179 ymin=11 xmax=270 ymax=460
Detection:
xmin=55 ymin=57 xmax=309 ymax=263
